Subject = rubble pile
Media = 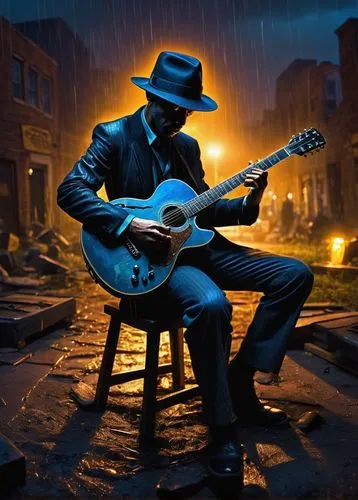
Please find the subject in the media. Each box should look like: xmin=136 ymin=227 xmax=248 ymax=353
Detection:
xmin=0 ymin=222 xmax=85 ymax=290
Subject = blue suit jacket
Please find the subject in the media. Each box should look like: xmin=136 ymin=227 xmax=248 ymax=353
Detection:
xmin=57 ymin=106 xmax=259 ymax=241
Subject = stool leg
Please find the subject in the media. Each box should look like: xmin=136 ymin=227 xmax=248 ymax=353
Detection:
xmin=140 ymin=327 xmax=161 ymax=439
xmin=169 ymin=327 xmax=185 ymax=391
xmin=94 ymin=312 xmax=121 ymax=411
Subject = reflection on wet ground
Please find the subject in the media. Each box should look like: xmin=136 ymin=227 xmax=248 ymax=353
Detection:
xmin=1 ymin=270 xmax=358 ymax=497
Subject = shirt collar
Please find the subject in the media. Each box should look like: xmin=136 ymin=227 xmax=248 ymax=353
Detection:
xmin=141 ymin=106 xmax=157 ymax=146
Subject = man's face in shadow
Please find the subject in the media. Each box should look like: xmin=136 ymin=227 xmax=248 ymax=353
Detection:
xmin=145 ymin=96 xmax=194 ymax=139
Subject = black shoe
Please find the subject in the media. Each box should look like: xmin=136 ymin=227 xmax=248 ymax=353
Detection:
xmin=236 ymin=403 xmax=289 ymax=428
xmin=228 ymin=363 xmax=289 ymax=429
xmin=207 ymin=425 xmax=244 ymax=480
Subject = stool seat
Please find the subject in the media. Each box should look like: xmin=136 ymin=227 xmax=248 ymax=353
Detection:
xmin=72 ymin=301 xmax=199 ymax=439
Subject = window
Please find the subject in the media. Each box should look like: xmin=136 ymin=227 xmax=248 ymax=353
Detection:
xmin=326 ymin=79 xmax=336 ymax=97
xmin=41 ymin=78 xmax=51 ymax=114
xmin=12 ymin=57 xmax=24 ymax=100
xmin=28 ymin=68 xmax=38 ymax=107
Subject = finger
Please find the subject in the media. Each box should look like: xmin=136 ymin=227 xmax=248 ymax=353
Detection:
xmin=152 ymin=229 xmax=172 ymax=240
xmin=244 ymin=179 xmax=259 ymax=189
xmin=251 ymin=167 xmax=267 ymax=176
xmin=245 ymin=174 xmax=262 ymax=186
xmin=251 ymin=168 xmax=268 ymax=179
xmin=246 ymin=174 xmax=267 ymax=189
xmin=152 ymin=224 xmax=171 ymax=235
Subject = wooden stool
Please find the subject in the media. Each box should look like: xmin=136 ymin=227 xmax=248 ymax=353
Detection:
xmin=73 ymin=302 xmax=199 ymax=438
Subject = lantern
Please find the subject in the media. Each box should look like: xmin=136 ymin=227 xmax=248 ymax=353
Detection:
xmin=330 ymin=237 xmax=346 ymax=265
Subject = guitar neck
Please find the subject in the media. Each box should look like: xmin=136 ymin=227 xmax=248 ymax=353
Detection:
xmin=183 ymin=146 xmax=291 ymax=217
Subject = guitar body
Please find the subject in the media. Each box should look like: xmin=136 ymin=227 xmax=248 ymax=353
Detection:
xmin=81 ymin=179 xmax=214 ymax=297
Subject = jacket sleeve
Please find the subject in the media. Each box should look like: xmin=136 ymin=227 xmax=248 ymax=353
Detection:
xmin=194 ymin=142 xmax=259 ymax=227
xmin=57 ymin=123 xmax=135 ymax=239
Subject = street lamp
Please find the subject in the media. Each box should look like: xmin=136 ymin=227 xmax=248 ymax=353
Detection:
xmin=207 ymin=144 xmax=222 ymax=185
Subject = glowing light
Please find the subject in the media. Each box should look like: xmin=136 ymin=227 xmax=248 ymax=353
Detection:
xmin=28 ymin=168 xmax=33 ymax=176
xmin=287 ymin=192 xmax=293 ymax=200
xmin=207 ymin=145 xmax=222 ymax=158
xmin=330 ymin=237 xmax=346 ymax=265
xmin=272 ymin=194 xmax=277 ymax=200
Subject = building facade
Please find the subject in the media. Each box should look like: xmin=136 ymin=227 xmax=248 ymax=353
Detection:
xmin=325 ymin=18 xmax=358 ymax=226
xmin=15 ymin=18 xmax=93 ymax=231
xmin=246 ymin=18 xmax=358 ymax=231
xmin=0 ymin=17 xmax=59 ymax=235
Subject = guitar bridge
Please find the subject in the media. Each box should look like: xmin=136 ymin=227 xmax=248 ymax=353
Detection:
xmin=124 ymin=237 xmax=141 ymax=259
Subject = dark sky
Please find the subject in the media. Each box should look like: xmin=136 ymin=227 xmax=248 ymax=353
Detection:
xmin=1 ymin=0 xmax=358 ymax=123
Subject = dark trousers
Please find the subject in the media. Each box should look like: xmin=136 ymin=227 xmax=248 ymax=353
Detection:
xmin=130 ymin=234 xmax=314 ymax=427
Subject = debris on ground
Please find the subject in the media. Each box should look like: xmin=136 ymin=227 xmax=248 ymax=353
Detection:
xmin=296 ymin=410 xmax=325 ymax=433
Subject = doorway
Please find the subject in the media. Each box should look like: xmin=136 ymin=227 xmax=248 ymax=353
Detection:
xmin=0 ymin=160 xmax=19 ymax=233
xmin=29 ymin=163 xmax=47 ymax=225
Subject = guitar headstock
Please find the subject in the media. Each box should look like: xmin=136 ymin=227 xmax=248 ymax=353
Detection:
xmin=287 ymin=128 xmax=326 ymax=156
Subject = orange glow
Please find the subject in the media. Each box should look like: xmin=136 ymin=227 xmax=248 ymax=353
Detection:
xmin=84 ymin=45 xmax=249 ymax=192
xmin=330 ymin=237 xmax=346 ymax=265
xmin=92 ymin=46 xmax=221 ymax=131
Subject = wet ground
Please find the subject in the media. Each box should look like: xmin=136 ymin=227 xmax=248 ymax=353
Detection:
xmin=1 ymin=269 xmax=358 ymax=498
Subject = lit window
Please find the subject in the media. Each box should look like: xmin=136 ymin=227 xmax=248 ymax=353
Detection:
xmin=28 ymin=68 xmax=39 ymax=107
xmin=41 ymin=78 xmax=51 ymax=114
xmin=12 ymin=57 xmax=24 ymax=100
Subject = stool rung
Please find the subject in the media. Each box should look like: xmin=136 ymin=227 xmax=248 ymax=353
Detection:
xmin=109 ymin=363 xmax=173 ymax=386
xmin=155 ymin=385 xmax=200 ymax=411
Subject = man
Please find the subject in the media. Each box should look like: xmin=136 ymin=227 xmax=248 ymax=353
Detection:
xmin=57 ymin=51 xmax=314 ymax=480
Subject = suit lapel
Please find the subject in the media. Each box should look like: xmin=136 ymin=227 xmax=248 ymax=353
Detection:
xmin=128 ymin=107 xmax=154 ymax=197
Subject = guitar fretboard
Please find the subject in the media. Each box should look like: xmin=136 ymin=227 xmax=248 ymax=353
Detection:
xmin=182 ymin=147 xmax=290 ymax=217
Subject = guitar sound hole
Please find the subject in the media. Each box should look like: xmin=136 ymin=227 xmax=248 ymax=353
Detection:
xmin=162 ymin=205 xmax=186 ymax=228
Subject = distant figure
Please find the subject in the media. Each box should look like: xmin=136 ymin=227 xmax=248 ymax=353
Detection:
xmin=280 ymin=193 xmax=294 ymax=237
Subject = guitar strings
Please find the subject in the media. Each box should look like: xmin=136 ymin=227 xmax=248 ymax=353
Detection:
xmin=160 ymin=171 xmax=249 ymax=226
xmin=162 ymin=207 xmax=188 ymax=226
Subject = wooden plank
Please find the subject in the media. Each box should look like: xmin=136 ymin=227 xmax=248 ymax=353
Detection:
xmin=312 ymin=316 xmax=358 ymax=362
xmin=0 ymin=351 xmax=31 ymax=366
xmin=0 ymin=294 xmax=60 ymax=305
xmin=0 ymin=294 xmax=76 ymax=347
xmin=296 ymin=312 xmax=358 ymax=331
xmin=314 ymin=316 xmax=358 ymax=331
xmin=304 ymin=342 xmax=358 ymax=377
xmin=303 ymin=302 xmax=346 ymax=310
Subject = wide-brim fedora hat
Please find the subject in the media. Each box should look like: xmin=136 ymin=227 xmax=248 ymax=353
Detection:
xmin=131 ymin=51 xmax=218 ymax=112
